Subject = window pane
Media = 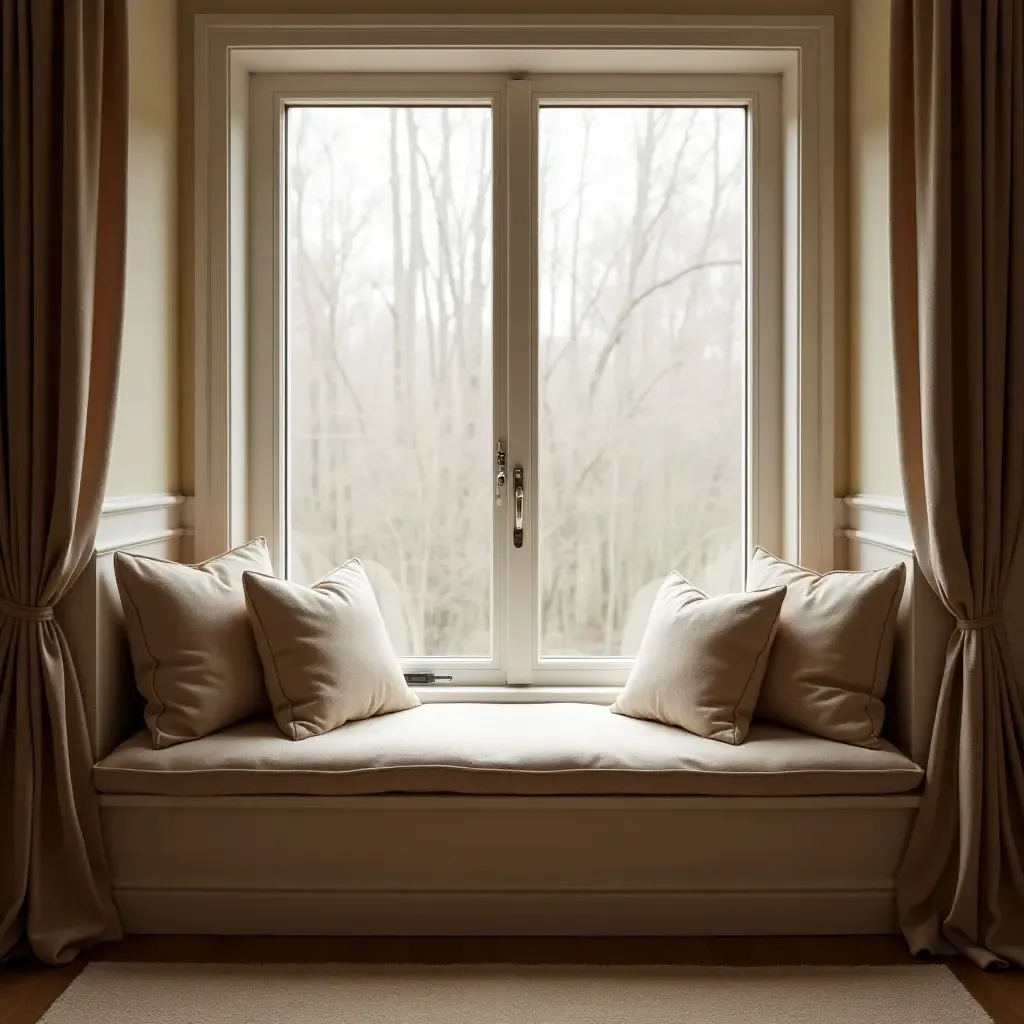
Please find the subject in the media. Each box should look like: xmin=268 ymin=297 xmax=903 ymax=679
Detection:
xmin=286 ymin=106 xmax=493 ymax=658
xmin=538 ymin=107 xmax=747 ymax=658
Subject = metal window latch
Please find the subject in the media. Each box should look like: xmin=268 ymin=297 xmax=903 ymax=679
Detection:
xmin=404 ymin=673 xmax=453 ymax=686
xmin=513 ymin=467 xmax=524 ymax=549
xmin=495 ymin=441 xmax=507 ymax=506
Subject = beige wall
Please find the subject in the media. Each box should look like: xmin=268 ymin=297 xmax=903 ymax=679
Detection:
xmin=107 ymin=0 xmax=180 ymax=497
xmin=849 ymin=0 xmax=900 ymax=499
xmin=177 ymin=0 xmax=850 ymax=496
xmin=847 ymin=0 xmax=1024 ymax=685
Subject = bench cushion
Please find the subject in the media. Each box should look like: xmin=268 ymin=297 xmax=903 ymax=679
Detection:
xmin=94 ymin=702 xmax=923 ymax=798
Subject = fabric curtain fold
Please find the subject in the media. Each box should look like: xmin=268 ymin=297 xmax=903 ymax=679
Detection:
xmin=890 ymin=0 xmax=1024 ymax=969
xmin=0 ymin=0 xmax=129 ymax=963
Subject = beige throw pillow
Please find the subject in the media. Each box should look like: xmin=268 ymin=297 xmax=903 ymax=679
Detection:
xmin=242 ymin=559 xmax=420 ymax=740
xmin=610 ymin=573 xmax=787 ymax=744
xmin=114 ymin=539 xmax=274 ymax=748
xmin=748 ymin=547 xmax=907 ymax=747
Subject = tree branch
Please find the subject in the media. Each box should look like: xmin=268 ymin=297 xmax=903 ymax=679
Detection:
xmin=588 ymin=258 xmax=741 ymax=397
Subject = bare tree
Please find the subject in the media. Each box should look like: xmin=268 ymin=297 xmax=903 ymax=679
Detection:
xmin=288 ymin=104 xmax=745 ymax=659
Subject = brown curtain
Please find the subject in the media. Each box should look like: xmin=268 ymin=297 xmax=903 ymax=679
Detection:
xmin=0 ymin=1 xmax=128 ymax=963
xmin=890 ymin=0 xmax=1024 ymax=970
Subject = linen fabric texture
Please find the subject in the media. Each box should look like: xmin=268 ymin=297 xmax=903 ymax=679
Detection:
xmin=749 ymin=548 xmax=906 ymax=747
xmin=889 ymin=0 xmax=1024 ymax=968
xmin=114 ymin=539 xmax=274 ymax=748
xmin=242 ymin=558 xmax=420 ymax=740
xmin=95 ymin=703 xmax=924 ymax=798
xmin=611 ymin=573 xmax=786 ymax=744
xmin=0 ymin=0 xmax=129 ymax=962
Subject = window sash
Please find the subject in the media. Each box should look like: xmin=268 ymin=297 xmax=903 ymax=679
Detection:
xmin=248 ymin=71 xmax=783 ymax=686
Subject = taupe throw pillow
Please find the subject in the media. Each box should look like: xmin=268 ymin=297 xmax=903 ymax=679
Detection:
xmin=242 ymin=559 xmax=420 ymax=740
xmin=748 ymin=547 xmax=907 ymax=747
xmin=114 ymin=539 xmax=274 ymax=748
xmin=610 ymin=573 xmax=787 ymax=744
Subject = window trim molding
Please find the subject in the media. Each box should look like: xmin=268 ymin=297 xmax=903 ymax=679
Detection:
xmin=192 ymin=14 xmax=836 ymax=586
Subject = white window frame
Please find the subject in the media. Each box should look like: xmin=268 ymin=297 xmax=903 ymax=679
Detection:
xmin=249 ymin=74 xmax=511 ymax=685
xmin=191 ymin=15 xmax=836 ymax=699
xmin=249 ymin=72 xmax=781 ymax=685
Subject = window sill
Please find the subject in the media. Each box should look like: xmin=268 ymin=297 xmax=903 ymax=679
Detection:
xmin=409 ymin=685 xmax=620 ymax=705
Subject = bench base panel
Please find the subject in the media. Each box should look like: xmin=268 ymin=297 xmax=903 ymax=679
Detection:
xmin=101 ymin=794 xmax=918 ymax=937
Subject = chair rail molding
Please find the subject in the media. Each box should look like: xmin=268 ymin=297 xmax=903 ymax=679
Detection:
xmin=837 ymin=494 xmax=912 ymax=557
xmin=97 ymin=493 xmax=195 ymax=555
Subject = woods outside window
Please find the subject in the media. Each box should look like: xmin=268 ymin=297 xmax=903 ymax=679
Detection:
xmin=193 ymin=23 xmax=836 ymax=696
xmin=251 ymin=73 xmax=780 ymax=686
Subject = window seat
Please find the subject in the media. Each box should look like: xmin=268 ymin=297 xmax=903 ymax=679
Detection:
xmin=95 ymin=701 xmax=922 ymax=798
xmin=72 ymin=532 xmax=936 ymax=936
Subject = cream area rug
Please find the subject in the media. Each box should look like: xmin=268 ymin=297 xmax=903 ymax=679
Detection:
xmin=42 ymin=963 xmax=990 ymax=1023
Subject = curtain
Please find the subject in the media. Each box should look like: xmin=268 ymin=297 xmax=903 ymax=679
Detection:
xmin=0 ymin=1 xmax=128 ymax=963
xmin=890 ymin=0 xmax=1024 ymax=970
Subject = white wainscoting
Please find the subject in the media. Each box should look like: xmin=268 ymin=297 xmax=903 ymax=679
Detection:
xmin=97 ymin=493 xmax=195 ymax=560
xmin=835 ymin=493 xmax=913 ymax=560
xmin=835 ymin=494 xmax=950 ymax=767
xmin=57 ymin=494 xmax=194 ymax=761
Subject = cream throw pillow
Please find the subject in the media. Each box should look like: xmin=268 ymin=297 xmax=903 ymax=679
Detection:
xmin=610 ymin=573 xmax=787 ymax=744
xmin=748 ymin=547 xmax=907 ymax=747
xmin=242 ymin=559 xmax=420 ymax=740
xmin=115 ymin=539 xmax=274 ymax=748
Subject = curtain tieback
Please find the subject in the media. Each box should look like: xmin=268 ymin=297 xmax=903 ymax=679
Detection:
xmin=0 ymin=597 xmax=55 ymax=622
xmin=956 ymin=611 xmax=1004 ymax=631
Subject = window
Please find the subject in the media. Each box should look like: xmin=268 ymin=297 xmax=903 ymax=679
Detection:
xmin=251 ymin=73 xmax=780 ymax=686
xmin=285 ymin=104 xmax=495 ymax=662
xmin=199 ymin=24 xmax=835 ymax=696
xmin=536 ymin=105 xmax=748 ymax=659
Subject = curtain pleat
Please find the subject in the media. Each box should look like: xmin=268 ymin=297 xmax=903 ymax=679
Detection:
xmin=0 ymin=0 xmax=128 ymax=963
xmin=890 ymin=0 xmax=1024 ymax=969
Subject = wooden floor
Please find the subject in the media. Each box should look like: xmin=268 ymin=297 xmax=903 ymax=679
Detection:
xmin=2 ymin=936 xmax=1022 ymax=1023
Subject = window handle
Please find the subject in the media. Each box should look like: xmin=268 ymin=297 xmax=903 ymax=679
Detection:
xmin=495 ymin=440 xmax=506 ymax=506
xmin=513 ymin=467 xmax=524 ymax=549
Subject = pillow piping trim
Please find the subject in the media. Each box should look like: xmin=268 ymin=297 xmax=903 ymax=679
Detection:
xmin=867 ymin=571 xmax=906 ymax=701
xmin=113 ymin=557 xmax=171 ymax=747
xmin=751 ymin=546 xmax=907 ymax=745
xmin=728 ymin=588 xmax=787 ymax=745
xmin=94 ymin=762 xmax=923 ymax=781
xmin=115 ymin=538 xmax=273 ymax=747
xmin=751 ymin=546 xmax=907 ymax=583
xmin=858 ymin=573 xmax=906 ymax=745
xmin=242 ymin=571 xmax=301 ymax=741
xmin=617 ymin=575 xmax=786 ymax=745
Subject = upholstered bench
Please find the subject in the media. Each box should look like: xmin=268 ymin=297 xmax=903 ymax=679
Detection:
xmin=61 ymin=540 xmax=944 ymax=939
xmin=96 ymin=702 xmax=922 ymax=798
xmin=90 ymin=702 xmax=923 ymax=937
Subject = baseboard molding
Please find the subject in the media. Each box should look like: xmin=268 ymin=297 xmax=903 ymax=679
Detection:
xmin=113 ymin=888 xmax=900 ymax=937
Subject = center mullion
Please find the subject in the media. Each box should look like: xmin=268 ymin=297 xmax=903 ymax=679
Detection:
xmin=503 ymin=78 xmax=538 ymax=686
